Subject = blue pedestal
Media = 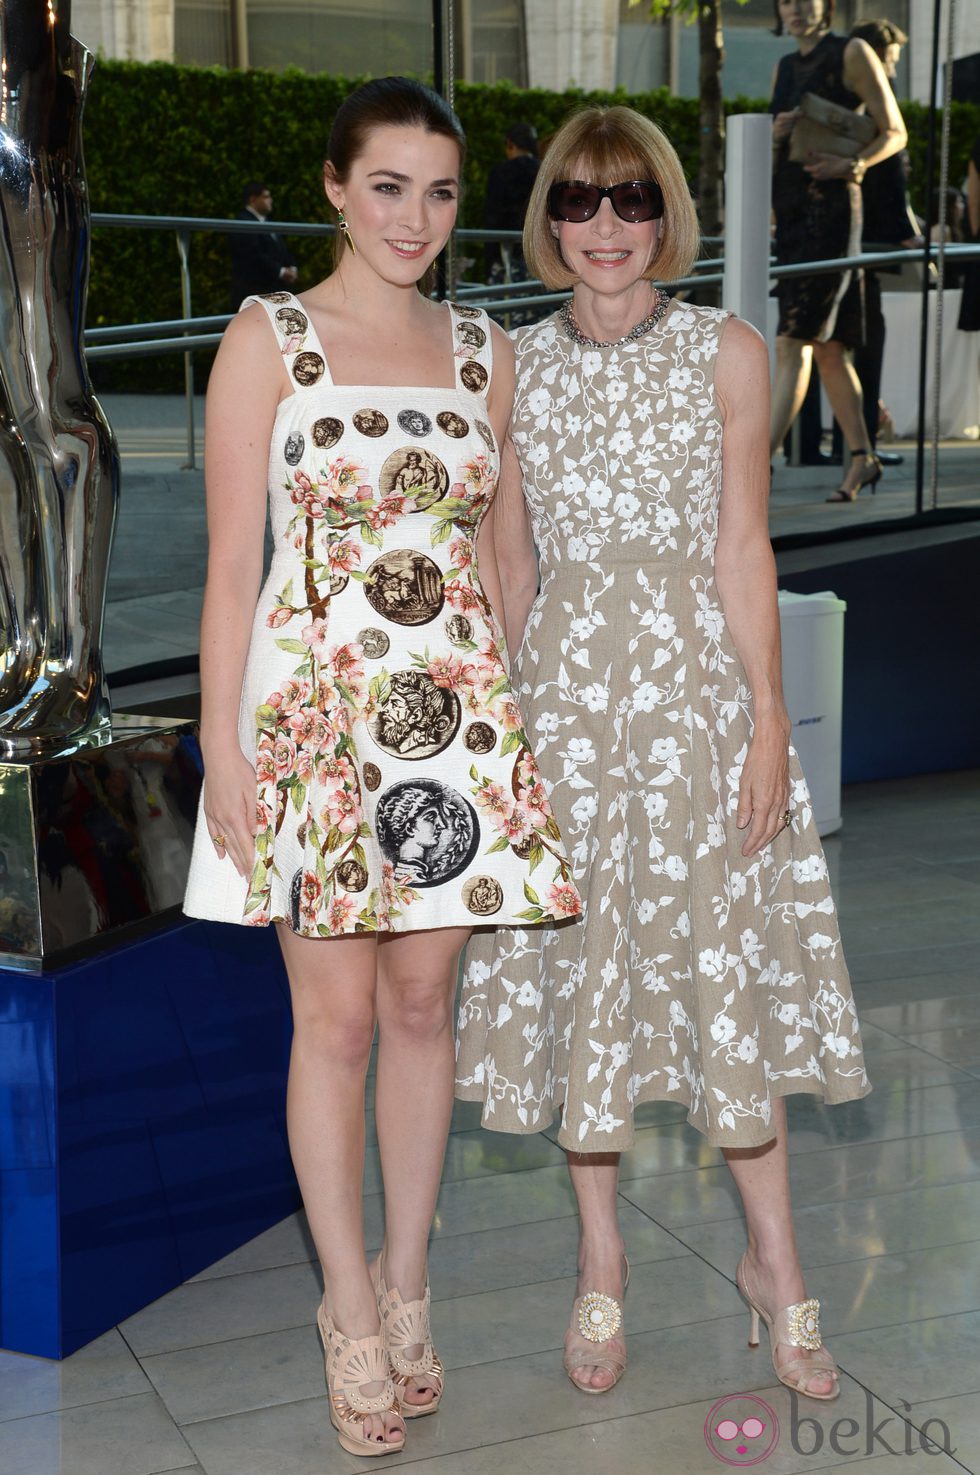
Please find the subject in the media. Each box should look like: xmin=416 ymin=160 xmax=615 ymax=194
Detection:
xmin=0 ymin=919 xmax=300 ymax=1359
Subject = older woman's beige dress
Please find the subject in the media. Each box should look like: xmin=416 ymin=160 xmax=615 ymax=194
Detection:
xmin=454 ymin=301 xmax=870 ymax=1150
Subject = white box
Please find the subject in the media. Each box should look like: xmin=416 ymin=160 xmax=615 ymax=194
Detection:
xmin=778 ymin=590 xmax=846 ymax=836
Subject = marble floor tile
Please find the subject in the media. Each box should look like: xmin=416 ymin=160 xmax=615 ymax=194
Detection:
xmin=667 ymin=1180 xmax=980 ymax=1273
xmin=180 ymin=1394 xmax=382 ymax=1475
xmin=140 ymin=1324 xmax=323 ymax=1426
xmin=850 ymin=969 xmax=979 ymax=1012
xmin=0 ymin=1391 xmax=194 ymax=1475
xmin=0 ymin=1329 xmax=150 ymax=1423
xmin=120 ymin=1260 xmax=322 ymax=1357
xmin=830 ymin=1310 xmax=980 ymax=1404
xmin=189 ymin=1211 xmax=316 ymax=1282
xmin=622 ymin=1127 xmax=980 ymax=1227
xmin=781 ymin=1079 xmax=980 ymax=1155
xmin=907 ymin=1389 xmax=980 ymax=1472
xmin=427 ymin=1163 xmax=579 ymax=1239
xmin=863 ymin=992 xmax=980 ymax=1038
xmin=846 ymin=942 xmax=980 ymax=985
xmin=811 ymin=1240 xmax=980 ymax=1336
xmin=833 ymin=861 xmax=980 ymax=918
xmin=851 ymin=1043 xmax=974 ymax=1090
xmin=362 ymin=1127 xmax=566 ymax=1197
xmin=910 ymin=1025 xmax=980 ymax=1078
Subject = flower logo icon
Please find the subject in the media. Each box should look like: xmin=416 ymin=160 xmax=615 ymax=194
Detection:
xmin=704 ymin=1394 xmax=779 ymax=1465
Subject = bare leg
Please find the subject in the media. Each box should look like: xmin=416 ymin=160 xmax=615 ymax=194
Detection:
xmin=373 ymin=926 xmax=470 ymax=1407
xmin=770 ymin=336 xmax=814 ymax=456
xmin=722 ymin=1099 xmax=836 ymax=1397
xmin=564 ymin=1150 xmax=627 ymax=1391
xmin=812 ymin=338 xmax=876 ymax=496
xmin=277 ymin=926 xmax=404 ymax=1448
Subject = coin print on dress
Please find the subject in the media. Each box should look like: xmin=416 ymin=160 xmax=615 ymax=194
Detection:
xmin=357 ymin=627 xmax=390 ymax=660
xmin=260 ymin=291 xmax=292 ymax=304
xmin=475 ymin=420 xmax=496 ymax=453
xmin=336 ymin=859 xmax=369 ymax=894
xmin=456 ymin=321 xmax=487 ymax=351
xmin=460 ymin=360 xmax=489 ymax=394
xmin=452 ymin=302 xmax=482 ymax=319
xmin=283 ymin=431 xmax=305 ymax=466
xmin=288 ymin=867 xmax=303 ymax=931
xmin=276 ymin=306 xmax=308 ymax=336
xmin=371 ymin=669 xmax=461 ymax=760
xmin=363 ymin=762 xmax=382 ymax=791
xmin=353 ymin=408 xmax=389 ymax=438
xmin=463 ymin=721 xmax=496 ymax=755
xmin=463 ymin=875 xmax=503 ymax=916
xmin=292 ymin=351 xmax=325 ymax=387
xmin=376 ymin=778 xmax=479 ymax=888
xmin=312 ymin=416 xmax=344 ymax=449
xmin=363 ymin=549 xmax=445 ymax=626
xmin=396 ymin=409 xmax=433 ymax=438
xmin=328 ymin=568 xmax=350 ymax=597
xmin=379 ymin=446 xmax=448 ymax=510
xmin=445 ymin=614 xmax=473 ymax=646
xmin=436 ymin=410 xmax=469 ymax=438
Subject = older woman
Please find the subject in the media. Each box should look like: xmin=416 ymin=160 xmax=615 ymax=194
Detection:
xmin=456 ymin=105 xmax=869 ymax=1401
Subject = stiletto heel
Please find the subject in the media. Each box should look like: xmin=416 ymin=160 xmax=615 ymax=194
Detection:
xmin=826 ymin=449 xmax=883 ymax=503
xmin=372 ymin=1253 xmax=444 ymax=1418
xmin=564 ymin=1254 xmax=630 ymax=1394
xmin=735 ymin=1254 xmax=840 ymax=1402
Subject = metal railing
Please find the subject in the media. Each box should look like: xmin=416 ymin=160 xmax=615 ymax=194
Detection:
xmin=88 ymin=211 xmax=980 ymax=485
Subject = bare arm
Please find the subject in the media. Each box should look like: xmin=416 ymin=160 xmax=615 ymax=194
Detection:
xmin=968 ymin=160 xmax=980 ymax=239
xmin=714 ymin=316 xmax=791 ymax=858
xmin=479 ymin=434 xmax=538 ymax=658
xmin=805 ymin=39 xmax=907 ymax=183
xmin=476 ymin=325 xmax=532 ymax=654
xmin=198 ymin=304 xmax=283 ymax=875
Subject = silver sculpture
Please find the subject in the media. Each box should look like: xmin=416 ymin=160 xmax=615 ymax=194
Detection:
xmin=0 ymin=0 xmax=119 ymax=760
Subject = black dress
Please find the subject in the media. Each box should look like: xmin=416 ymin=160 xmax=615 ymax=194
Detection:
xmin=958 ymin=135 xmax=980 ymax=333
xmin=771 ymin=32 xmax=864 ymax=345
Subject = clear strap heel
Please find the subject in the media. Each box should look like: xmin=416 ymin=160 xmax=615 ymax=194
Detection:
xmin=736 ymin=1254 xmax=840 ymax=1402
xmin=563 ymin=1255 xmax=630 ymax=1395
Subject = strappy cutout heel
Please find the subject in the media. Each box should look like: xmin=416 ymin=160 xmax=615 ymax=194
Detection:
xmin=316 ymin=1301 xmax=406 ymax=1456
xmin=826 ymin=449 xmax=883 ymax=502
xmin=564 ymin=1255 xmax=630 ymax=1394
xmin=372 ymin=1253 xmax=444 ymax=1418
xmin=736 ymin=1254 xmax=840 ymax=1402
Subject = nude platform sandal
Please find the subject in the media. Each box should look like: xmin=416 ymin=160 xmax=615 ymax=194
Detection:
xmin=564 ymin=1256 xmax=630 ymax=1395
xmin=372 ymin=1253 xmax=445 ymax=1418
xmin=316 ymin=1301 xmax=406 ymax=1456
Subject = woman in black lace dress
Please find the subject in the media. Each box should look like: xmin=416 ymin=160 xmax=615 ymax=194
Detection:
xmin=769 ymin=0 xmax=906 ymax=501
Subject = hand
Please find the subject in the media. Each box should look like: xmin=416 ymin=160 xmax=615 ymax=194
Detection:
xmin=735 ymin=716 xmax=791 ymax=858
xmin=803 ymin=152 xmax=853 ymax=182
xmin=772 ymin=110 xmax=800 ymax=142
xmin=202 ymin=743 xmax=260 ymax=879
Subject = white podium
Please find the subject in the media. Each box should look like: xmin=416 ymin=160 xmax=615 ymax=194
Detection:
xmin=778 ymin=590 xmax=846 ymax=836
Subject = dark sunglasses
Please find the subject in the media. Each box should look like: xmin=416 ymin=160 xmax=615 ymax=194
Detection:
xmin=547 ymin=179 xmax=665 ymax=224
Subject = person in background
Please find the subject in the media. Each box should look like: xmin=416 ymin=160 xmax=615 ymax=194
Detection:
xmin=827 ymin=18 xmax=919 ymax=468
xmin=484 ymin=122 xmax=540 ymax=281
xmin=957 ymin=134 xmax=980 ymax=333
xmin=229 ymin=181 xmax=298 ymax=309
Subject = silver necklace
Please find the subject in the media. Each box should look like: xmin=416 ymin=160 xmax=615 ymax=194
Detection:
xmin=558 ymin=288 xmax=671 ymax=348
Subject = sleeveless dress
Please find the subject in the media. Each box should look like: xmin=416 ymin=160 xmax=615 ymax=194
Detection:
xmin=455 ymin=303 xmax=870 ymax=1149
xmin=183 ymin=294 xmax=578 ymax=936
xmin=771 ymin=32 xmax=864 ymax=346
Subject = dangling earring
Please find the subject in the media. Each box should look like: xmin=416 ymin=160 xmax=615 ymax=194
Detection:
xmin=337 ymin=210 xmax=357 ymax=255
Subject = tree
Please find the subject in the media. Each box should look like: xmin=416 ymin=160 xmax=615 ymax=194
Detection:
xmin=631 ymin=0 xmax=750 ymax=240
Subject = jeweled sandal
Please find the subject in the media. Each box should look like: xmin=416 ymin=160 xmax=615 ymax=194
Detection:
xmin=372 ymin=1254 xmax=444 ymax=1418
xmin=736 ymin=1254 xmax=840 ymax=1402
xmin=316 ymin=1301 xmax=406 ymax=1456
xmin=564 ymin=1256 xmax=630 ymax=1395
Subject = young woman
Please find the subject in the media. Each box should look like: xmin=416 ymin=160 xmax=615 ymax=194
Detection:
xmin=184 ymin=77 xmax=576 ymax=1458
xmin=456 ymin=105 xmax=869 ymax=1403
xmin=768 ymin=0 xmax=906 ymax=502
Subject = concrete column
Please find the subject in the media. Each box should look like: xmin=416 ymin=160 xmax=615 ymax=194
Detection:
xmin=722 ymin=113 xmax=773 ymax=339
xmin=73 ymin=0 xmax=174 ymax=62
xmin=524 ymin=0 xmax=619 ymax=93
xmin=908 ymin=0 xmax=980 ymax=105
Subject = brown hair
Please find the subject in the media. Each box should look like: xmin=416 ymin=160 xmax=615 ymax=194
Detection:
xmin=772 ymin=0 xmax=835 ymax=36
xmin=523 ymin=106 xmax=700 ymax=290
xmin=326 ymin=77 xmax=466 ymax=265
xmin=849 ymin=18 xmax=908 ymax=55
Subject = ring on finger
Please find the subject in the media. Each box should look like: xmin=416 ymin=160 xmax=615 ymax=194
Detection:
xmin=211 ymin=832 xmax=227 ymax=848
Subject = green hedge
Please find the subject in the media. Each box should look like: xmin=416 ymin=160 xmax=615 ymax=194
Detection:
xmin=83 ymin=60 xmax=979 ymax=389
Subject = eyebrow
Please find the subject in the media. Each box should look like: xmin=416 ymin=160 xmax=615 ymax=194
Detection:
xmin=367 ymin=170 xmax=458 ymax=187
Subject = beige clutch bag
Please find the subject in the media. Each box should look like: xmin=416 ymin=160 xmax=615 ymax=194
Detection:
xmin=788 ymin=92 xmax=877 ymax=163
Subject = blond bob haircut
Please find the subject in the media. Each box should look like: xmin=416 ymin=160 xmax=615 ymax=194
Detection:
xmin=524 ymin=106 xmax=700 ymax=290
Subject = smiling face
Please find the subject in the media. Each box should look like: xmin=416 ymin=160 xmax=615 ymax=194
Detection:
xmin=550 ymin=163 xmax=661 ymax=295
xmin=325 ymin=124 xmax=460 ymax=286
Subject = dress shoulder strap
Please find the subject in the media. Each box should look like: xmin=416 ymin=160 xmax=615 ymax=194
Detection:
xmin=448 ymin=302 xmax=494 ymax=399
xmin=238 ymin=291 xmax=334 ymax=390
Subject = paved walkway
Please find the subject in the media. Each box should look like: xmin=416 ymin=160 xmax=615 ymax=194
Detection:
xmin=101 ymin=394 xmax=980 ymax=677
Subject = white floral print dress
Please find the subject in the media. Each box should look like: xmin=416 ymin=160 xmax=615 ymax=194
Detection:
xmin=184 ymin=295 xmax=578 ymax=936
xmin=454 ymin=303 xmax=869 ymax=1149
